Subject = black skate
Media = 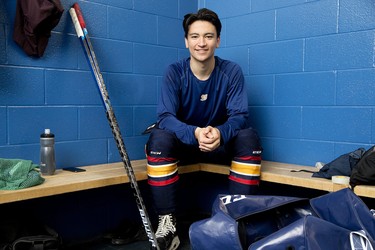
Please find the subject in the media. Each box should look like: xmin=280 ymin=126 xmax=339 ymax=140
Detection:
xmin=155 ymin=214 xmax=180 ymax=250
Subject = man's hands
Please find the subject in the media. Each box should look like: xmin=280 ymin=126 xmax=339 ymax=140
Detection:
xmin=195 ymin=126 xmax=221 ymax=152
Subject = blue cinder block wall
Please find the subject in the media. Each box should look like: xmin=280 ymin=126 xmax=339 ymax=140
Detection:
xmin=204 ymin=0 xmax=375 ymax=165
xmin=0 ymin=0 xmax=196 ymax=168
xmin=1 ymin=0 xmax=375 ymax=167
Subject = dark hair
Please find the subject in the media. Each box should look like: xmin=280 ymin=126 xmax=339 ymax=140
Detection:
xmin=183 ymin=8 xmax=222 ymax=38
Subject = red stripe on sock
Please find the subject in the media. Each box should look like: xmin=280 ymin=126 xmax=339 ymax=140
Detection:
xmin=229 ymin=175 xmax=259 ymax=185
xmin=148 ymin=175 xmax=179 ymax=186
xmin=147 ymin=155 xmax=177 ymax=163
xmin=237 ymin=155 xmax=261 ymax=162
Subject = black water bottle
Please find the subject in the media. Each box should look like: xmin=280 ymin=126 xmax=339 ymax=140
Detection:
xmin=40 ymin=129 xmax=56 ymax=175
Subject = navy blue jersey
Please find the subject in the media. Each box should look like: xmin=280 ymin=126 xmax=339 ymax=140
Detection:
xmin=157 ymin=56 xmax=249 ymax=145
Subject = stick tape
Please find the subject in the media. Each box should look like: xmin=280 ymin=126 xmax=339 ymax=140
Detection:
xmin=69 ymin=8 xmax=84 ymax=38
xmin=332 ymin=175 xmax=350 ymax=185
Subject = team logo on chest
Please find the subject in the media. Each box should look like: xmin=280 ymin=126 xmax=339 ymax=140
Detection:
xmin=200 ymin=94 xmax=208 ymax=101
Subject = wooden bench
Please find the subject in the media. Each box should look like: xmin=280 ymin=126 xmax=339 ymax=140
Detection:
xmin=1 ymin=160 xmax=374 ymax=204
xmin=202 ymin=161 xmax=375 ymax=198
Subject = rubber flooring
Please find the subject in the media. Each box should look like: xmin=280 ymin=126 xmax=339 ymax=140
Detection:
xmin=65 ymin=215 xmax=198 ymax=250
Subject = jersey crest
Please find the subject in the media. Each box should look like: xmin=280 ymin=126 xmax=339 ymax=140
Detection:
xmin=200 ymin=94 xmax=208 ymax=101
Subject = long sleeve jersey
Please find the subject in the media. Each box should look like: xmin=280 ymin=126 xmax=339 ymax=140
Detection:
xmin=157 ymin=56 xmax=249 ymax=146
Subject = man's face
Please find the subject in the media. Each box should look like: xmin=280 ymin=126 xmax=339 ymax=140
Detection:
xmin=185 ymin=20 xmax=220 ymax=64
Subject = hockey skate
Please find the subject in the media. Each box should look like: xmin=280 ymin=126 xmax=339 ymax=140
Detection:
xmin=155 ymin=214 xmax=180 ymax=250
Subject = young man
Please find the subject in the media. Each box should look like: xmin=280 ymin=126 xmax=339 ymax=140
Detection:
xmin=146 ymin=8 xmax=262 ymax=250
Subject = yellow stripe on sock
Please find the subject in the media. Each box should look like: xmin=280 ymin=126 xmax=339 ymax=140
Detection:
xmin=230 ymin=161 xmax=261 ymax=176
xmin=147 ymin=163 xmax=178 ymax=177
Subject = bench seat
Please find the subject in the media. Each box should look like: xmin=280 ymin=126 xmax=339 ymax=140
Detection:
xmin=0 ymin=160 xmax=374 ymax=204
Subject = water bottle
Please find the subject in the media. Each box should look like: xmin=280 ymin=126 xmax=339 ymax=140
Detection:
xmin=40 ymin=128 xmax=56 ymax=175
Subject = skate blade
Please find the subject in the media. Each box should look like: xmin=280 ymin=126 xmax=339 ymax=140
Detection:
xmin=168 ymin=236 xmax=180 ymax=250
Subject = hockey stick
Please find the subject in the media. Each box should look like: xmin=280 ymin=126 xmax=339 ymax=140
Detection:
xmin=69 ymin=7 xmax=159 ymax=250
xmin=72 ymin=3 xmax=103 ymax=85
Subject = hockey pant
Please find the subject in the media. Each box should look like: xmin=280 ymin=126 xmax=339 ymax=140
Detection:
xmin=146 ymin=127 xmax=262 ymax=215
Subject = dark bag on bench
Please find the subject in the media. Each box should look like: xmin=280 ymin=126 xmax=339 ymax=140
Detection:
xmin=312 ymin=147 xmax=365 ymax=179
xmin=351 ymin=145 xmax=375 ymax=188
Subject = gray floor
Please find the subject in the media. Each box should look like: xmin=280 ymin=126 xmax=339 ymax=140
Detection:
xmin=68 ymin=237 xmax=190 ymax=250
xmin=65 ymin=215 xmax=195 ymax=250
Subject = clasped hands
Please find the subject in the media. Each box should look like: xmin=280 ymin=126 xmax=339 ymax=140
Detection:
xmin=194 ymin=126 xmax=221 ymax=152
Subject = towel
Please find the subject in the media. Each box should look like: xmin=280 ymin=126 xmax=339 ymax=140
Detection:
xmin=0 ymin=158 xmax=45 ymax=190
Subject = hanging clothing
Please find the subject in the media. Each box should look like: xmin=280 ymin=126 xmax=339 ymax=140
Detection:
xmin=13 ymin=0 xmax=64 ymax=57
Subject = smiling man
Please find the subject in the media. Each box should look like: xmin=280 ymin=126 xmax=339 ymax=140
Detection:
xmin=145 ymin=8 xmax=262 ymax=250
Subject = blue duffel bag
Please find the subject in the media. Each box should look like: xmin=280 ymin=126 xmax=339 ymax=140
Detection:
xmin=189 ymin=188 xmax=375 ymax=250
xmin=249 ymin=215 xmax=372 ymax=249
